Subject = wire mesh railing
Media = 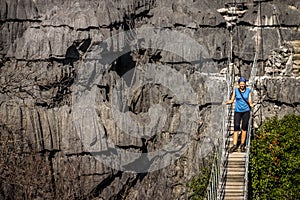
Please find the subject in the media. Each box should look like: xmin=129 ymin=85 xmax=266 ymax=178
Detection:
xmin=243 ymin=110 xmax=253 ymax=200
xmin=205 ymin=111 xmax=226 ymax=200
xmin=205 ymin=102 xmax=235 ymax=200
xmin=206 ymin=62 xmax=235 ymax=200
xmin=219 ymin=103 xmax=235 ymax=199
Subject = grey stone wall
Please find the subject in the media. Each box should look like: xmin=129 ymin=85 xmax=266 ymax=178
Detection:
xmin=0 ymin=0 xmax=299 ymax=199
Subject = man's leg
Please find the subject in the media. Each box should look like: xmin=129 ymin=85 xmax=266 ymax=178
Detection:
xmin=240 ymin=111 xmax=250 ymax=152
xmin=233 ymin=131 xmax=239 ymax=146
xmin=240 ymin=130 xmax=247 ymax=152
xmin=230 ymin=112 xmax=241 ymax=153
xmin=230 ymin=130 xmax=239 ymax=153
xmin=241 ymin=130 xmax=247 ymax=144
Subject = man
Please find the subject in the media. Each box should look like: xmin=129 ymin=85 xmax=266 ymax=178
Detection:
xmin=223 ymin=77 xmax=254 ymax=153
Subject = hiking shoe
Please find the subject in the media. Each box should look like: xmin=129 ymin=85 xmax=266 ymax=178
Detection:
xmin=229 ymin=144 xmax=238 ymax=153
xmin=240 ymin=144 xmax=246 ymax=152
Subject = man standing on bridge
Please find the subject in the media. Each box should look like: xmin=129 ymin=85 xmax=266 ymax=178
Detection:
xmin=223 ymin=77 xmax=254 ymax=153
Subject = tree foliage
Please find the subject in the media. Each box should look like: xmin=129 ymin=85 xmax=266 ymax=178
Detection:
xmin=250 ymin=115 xmax=300 ymax=200
xmin=188 ymin=157 xmax=213 ymax=200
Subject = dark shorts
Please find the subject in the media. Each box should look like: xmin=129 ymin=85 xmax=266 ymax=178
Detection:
xmin=234 ymin=111 xmax=250 ymax=131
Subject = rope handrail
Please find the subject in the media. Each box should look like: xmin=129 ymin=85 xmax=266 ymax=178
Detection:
xmin=206 ymin=48 xmax=235 ymax=200
xmin=205 ymin=136 xmax=222 ymax=200
xmin=243 ymin=110 xmax=253 ymax=200
xmin=243 ymin=42 xmax=258 ymax=200
xmin=205 ymin=105 xmax=228 ymax=200
xmin=218 ymin=103 xmax=234 ymax=199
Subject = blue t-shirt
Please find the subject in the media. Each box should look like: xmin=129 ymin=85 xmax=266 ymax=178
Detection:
xmin=235 ymin=87 xmax=251 ymax=112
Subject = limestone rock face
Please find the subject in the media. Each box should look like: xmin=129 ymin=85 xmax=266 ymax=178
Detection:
xmin=252 ymin=77 xmax=300 ymax=128
xmin=0 ymin=0 xmax=299 ymax=199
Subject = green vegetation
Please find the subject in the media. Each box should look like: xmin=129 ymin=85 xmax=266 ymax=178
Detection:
xmin=188 ymin=159 xmax=212 ymax=200
xmin=250 ymin=115 xmax=300 ymax=200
